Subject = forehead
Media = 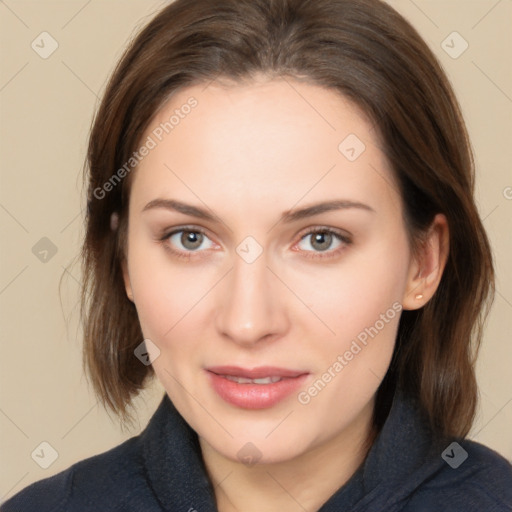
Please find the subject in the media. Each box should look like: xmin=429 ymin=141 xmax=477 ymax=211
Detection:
xmin=130 ymin=78 xmax=399 ymax=217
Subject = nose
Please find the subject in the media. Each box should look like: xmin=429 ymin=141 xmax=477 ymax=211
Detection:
xmin=215 ymin=250 xmax=289 ymax=347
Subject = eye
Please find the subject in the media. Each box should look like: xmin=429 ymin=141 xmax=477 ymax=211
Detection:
xmin=295 ymin=228 xmax=351 ymax=259
xmin=161 ymin=227 xmax=216 ymax=259
xmin=160 ymin=226 xmax=351 ymax=261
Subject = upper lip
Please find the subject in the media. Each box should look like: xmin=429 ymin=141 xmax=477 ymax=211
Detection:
xmin=206 ymin=366 xmax=308 ymax=379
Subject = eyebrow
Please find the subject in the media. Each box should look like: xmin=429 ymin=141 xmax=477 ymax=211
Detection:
xmin=142 ymin=198 xmax=375 ymax=223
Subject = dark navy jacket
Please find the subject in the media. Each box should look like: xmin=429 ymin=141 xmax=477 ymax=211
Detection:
xmin=2 ymin=390 xmax=512 ymax=511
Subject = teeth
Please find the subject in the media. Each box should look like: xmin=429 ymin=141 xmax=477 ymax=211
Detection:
xmin=223 ymin=375 xmax=283 ymax=384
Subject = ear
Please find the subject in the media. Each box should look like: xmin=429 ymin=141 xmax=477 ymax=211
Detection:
xmin=402 ymin=213 xmax=449 ymax=310
xmin=121 ymin=258 xmax=134 ymax=302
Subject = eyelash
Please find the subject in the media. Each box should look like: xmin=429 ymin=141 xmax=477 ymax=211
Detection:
xmin=159 ymin=226 xmax=352 ymax=261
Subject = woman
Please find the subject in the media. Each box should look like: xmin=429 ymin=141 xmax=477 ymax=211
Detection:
xmin=3 ymin=0 xmax=511 ymax=510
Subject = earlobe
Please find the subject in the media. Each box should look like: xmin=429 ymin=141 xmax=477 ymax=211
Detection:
xmin=402 ymin=213 xmax=449 ymax=310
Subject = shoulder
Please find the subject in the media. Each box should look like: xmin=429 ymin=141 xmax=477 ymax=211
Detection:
xmin=406 ymin=438 xmax=512 ymax=511
xmin=1 ymin=435 xmax=158 ymax=512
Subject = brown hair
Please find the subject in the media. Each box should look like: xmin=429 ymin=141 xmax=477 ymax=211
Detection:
xmin=81 ymin=0 xmax=494 ymax=437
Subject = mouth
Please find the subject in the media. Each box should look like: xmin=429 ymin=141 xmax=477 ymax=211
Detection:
xmin=205 ymin=366 xmax=309 ymax=409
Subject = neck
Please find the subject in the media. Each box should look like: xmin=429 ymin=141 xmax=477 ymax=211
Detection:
xmin=199 ymin=397 xmax=376 ymax=512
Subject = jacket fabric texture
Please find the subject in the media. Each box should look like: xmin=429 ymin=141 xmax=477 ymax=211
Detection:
xmin=2 ymin=389 xmax=512 ymax=511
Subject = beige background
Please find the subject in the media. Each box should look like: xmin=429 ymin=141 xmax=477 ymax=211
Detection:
xmin=0 ymin=0 xmax=511 ymax=502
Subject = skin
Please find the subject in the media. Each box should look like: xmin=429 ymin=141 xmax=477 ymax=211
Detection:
xmin=122 ymin=77 xmax=449 ymax=512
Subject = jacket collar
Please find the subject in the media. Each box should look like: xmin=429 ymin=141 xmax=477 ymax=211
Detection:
xmin=141 ymin=390 xmax=445 ymax=511
xmin=321 ymin=391 xmax=447 ymax=511
xmin=141 ymin=395 xmax=217 ymax=511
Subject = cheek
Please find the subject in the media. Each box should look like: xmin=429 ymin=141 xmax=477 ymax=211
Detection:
xmin=126 ymin=232 xmax=208 ymax=343
xmin=294 ymin=232 xmax=408 ymax=396
xmin=296 ymin=236 xmax=409 ymax=343
xmin=298 ymin=281 xmax=402 ymax=422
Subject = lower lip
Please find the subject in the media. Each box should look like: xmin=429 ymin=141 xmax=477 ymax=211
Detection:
xmin=207 ymin=371 xmax=308 ymax=409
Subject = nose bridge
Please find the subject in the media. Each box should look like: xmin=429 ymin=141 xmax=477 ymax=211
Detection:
xmin=215 ymin=244 xmax=286 ymax=344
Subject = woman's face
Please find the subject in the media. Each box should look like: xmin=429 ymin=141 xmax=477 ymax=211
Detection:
xmin=123 ymin=78 xmax=422 ymax=464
